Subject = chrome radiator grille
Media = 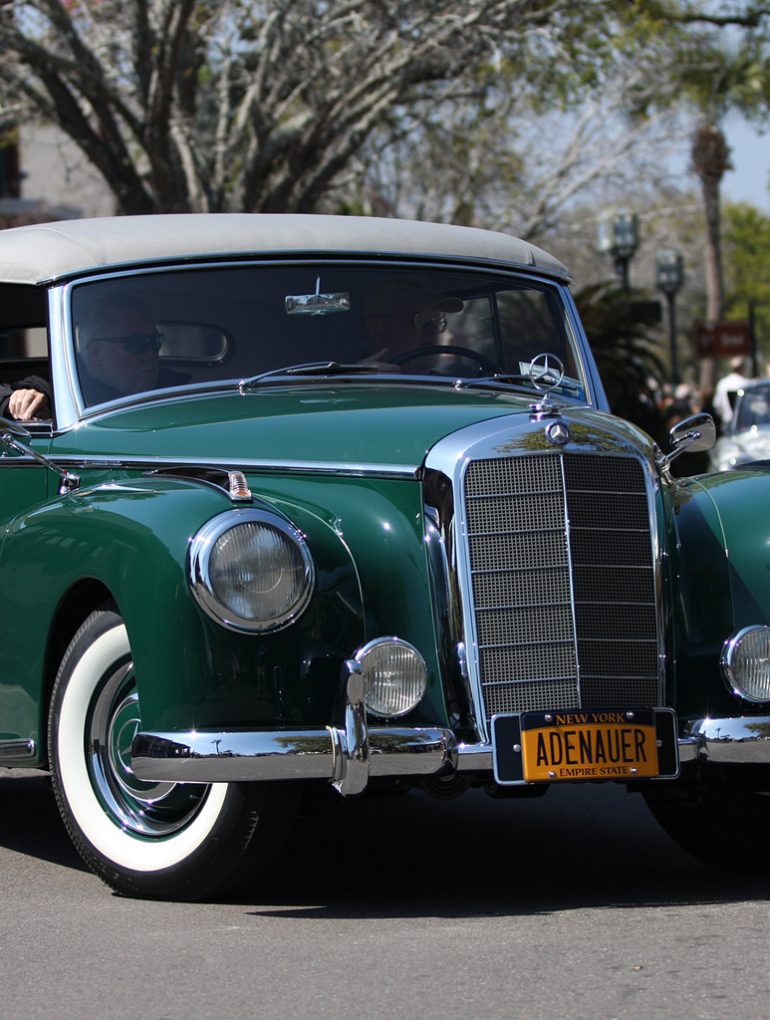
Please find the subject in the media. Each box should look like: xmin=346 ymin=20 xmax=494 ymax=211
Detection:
xmin=463 ymin=453 xmax=659 ymax=725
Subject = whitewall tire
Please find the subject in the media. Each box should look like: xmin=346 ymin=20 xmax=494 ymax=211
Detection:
xmin=48 ymin=608 xmax=298 ymax=900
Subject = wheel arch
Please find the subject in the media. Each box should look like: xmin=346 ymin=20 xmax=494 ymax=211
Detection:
xmin=40 ymin=578 xmax=117 ymax=767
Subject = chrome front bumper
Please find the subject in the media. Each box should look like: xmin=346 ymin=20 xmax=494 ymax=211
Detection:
xmin=680 ymin=716 xmax=770 ymax=764
xmin=132 ymin=725 xmax=466 ymax=795
xmin=131 ymin=674 xmax=770 ymax=796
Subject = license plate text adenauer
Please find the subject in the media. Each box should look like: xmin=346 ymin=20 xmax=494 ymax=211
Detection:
xmin=521 ymin=709 xmax=659 ymax=782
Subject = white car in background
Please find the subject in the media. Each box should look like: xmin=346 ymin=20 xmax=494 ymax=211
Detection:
xmin=711 ymin=380 xmax=770 ymax=471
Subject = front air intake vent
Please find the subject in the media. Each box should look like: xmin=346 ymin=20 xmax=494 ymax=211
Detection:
xmin=462 ymin=453 xmax=659 ymax=727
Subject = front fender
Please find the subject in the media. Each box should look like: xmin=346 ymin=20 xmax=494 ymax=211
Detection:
xmin=670 ymin=468 xmax=770 ymax=719
xmin=0 ymin=475 xmax=363 ymax=743
xmin=237 ymin=472 xmax=448 ymax=727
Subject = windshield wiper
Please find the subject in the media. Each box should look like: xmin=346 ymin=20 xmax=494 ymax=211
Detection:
xmin=238 ymin=361 xmax=379 ymax=393
xmin=454 ymin=372 xmax=531 ymax=390
xmin=454 ymin=373 xmax=581 ymax=395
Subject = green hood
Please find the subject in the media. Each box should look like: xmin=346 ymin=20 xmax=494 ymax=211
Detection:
xmin=54 ymin=384 xmax=652 ymax=472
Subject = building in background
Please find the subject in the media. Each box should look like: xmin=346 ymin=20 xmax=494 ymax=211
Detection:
xmin=1 ymin=123 xmax=114 ymax=225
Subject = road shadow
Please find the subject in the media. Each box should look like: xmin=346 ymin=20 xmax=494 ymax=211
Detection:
xmin=244 ymin=781 xmax=770 ymax=918
xmin=2 ymin=768 xmax=767 ymax=912
xmin=0 ymin=770 xmax=85 ymax=871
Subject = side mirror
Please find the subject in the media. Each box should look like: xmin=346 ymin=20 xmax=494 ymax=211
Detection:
xmin=669 ymin=412 xmax=716 ymax=454
xmin=660 ymin=412 xmax=716 ymax=474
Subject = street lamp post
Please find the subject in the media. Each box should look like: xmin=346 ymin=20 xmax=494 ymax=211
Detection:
xmin=655 ymin=249 xmax=685 ymax=387
xmin=596 ymin=209 xmax=639 ymax=288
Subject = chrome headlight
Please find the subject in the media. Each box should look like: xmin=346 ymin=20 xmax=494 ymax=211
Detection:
xmin=189 ymin=509 xmax=314 ymax=633
xmin=721 ymin=625 xmax=770 ymax=703
xmin=355 ymin=638 xmax=428 ymax=718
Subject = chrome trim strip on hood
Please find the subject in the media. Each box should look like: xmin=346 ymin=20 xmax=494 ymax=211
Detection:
xmin=45 ymin=453 xmax=421 ymax=480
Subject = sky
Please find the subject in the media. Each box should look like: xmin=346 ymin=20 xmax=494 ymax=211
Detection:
xmin=721 ymin=113 xmax=770 ymax=209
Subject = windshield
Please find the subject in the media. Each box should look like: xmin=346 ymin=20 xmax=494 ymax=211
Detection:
xmin=69 ymin=263 xmax=586 ymax=408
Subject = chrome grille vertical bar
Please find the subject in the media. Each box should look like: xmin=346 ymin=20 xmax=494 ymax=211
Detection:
xmin=557 ymin=453 xmax=582 ymax=707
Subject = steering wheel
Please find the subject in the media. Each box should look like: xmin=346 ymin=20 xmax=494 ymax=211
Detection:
xmin=392 ymin=345 xmax=501 ymax=375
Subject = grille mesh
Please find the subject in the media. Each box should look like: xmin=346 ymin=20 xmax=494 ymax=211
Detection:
xmin=463 ymin=453 xmax=659 ymax=726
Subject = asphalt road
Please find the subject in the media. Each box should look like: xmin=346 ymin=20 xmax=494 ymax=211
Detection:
xmin=1 ymin=767 xmax=768 ymax=1020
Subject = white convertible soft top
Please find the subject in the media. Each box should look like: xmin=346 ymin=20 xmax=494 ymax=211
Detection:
xmin=0 ymin=213 xmax=570 ymax=286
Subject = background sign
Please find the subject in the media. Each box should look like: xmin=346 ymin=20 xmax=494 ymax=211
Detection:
xmin=694 ymin=320 xmax=752 ymax=358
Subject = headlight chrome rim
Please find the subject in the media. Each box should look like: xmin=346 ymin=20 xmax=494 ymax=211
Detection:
xmin=721 ymin=625 xmax=770 ymax=703
xmin=354 ymin=637 xmax=428 ymax=719
xmin=189 ymin=509 xmax=315 ymax=634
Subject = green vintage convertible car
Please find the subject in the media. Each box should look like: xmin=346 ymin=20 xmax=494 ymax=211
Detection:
xmin=0 ymin=214 xmax=768 ymax=899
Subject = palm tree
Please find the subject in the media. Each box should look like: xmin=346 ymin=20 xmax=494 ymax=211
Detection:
xmin=676 ymin=30 xmax=768 ymax=405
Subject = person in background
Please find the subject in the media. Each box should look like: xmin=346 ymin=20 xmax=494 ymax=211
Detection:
xmin=714 ymin=355 xmax=752 ymax=429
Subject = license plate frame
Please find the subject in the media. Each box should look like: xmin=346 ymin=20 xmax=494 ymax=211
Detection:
xmin=492 ymin=708 xmax=679 ymax=785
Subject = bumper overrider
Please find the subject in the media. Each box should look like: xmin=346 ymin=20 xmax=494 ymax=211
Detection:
xmin=131 ymin=668 xmax=770 ymax=795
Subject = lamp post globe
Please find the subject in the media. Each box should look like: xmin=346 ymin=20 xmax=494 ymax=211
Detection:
xmin=596 ymin=209 xmax=639 ymax=288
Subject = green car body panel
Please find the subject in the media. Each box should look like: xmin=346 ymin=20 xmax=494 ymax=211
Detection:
xmin=669 ymin=469 xmax=770 ymax=719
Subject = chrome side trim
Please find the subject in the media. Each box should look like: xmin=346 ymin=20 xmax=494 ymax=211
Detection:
xmin=684 ymin=716 xmax=770 ymax=764
xmin=0 ymin=738 xmax=37 ymax=762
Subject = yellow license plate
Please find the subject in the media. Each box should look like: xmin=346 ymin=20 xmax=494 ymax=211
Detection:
xmin=521 ymin=709 xmax=660 ymax=782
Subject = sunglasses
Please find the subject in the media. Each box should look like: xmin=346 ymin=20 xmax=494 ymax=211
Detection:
xmin=91 ymin=332 xmax=162 ymax=354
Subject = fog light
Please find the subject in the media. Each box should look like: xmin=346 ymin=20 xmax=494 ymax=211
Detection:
xmin=355 ymin=638 xmax=427 ymax=718
xmin=721 ymin=626 xmax=770 ymax=703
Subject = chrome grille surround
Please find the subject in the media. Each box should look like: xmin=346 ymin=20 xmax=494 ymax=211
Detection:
xmin=424 ymin=417 xmax=663 ymax=744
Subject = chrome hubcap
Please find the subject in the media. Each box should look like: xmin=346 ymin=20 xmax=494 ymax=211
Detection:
xmin=87 ymin=660 xmax=209 ymax=837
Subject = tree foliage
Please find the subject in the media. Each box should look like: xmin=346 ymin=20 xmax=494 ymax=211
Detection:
xmin=574 ymin=281 xmax=668 ymax=441
xmin=724 ymin=201 xmax=770 ymax=355
xmin=0 ymin=0 xmax=634 ymax=215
